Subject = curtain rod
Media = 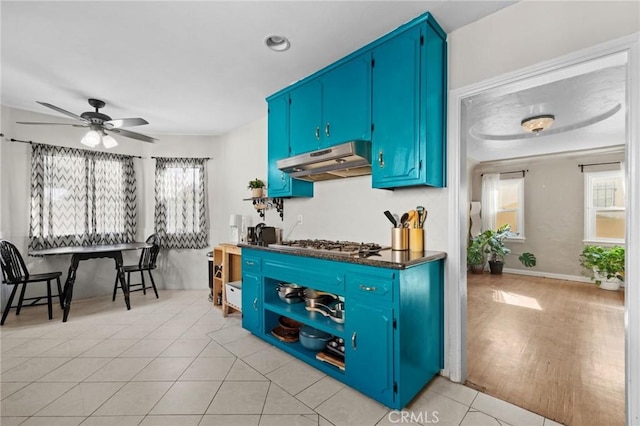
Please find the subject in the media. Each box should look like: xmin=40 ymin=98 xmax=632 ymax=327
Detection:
xmin=151 ymin=156 xmax=211 ymax=160
xmin=578 ymin=161 xmax=621 ymax=173
xmin=481 ymin=169 xmax=528 ymax=177
xmin=6 ymin=138 xmax=143 ymax=159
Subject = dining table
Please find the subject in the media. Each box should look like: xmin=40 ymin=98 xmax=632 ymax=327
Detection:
xmin=29 ymin=242 xmax=151 ymax=322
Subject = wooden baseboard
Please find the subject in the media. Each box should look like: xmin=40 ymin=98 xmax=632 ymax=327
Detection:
xmin=502 ymin=268 xmax=593 ymax=284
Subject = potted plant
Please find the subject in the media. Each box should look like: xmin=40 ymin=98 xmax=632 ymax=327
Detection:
xmin=467 ymin=235 xmax=486 ymax=274
xmin=248 ymin=178 xmax=265 ymax=198
xmin=579 ymin=245 xmax=625 ymax=291
xmin=470 ymin=224 xmax=537 ymax=275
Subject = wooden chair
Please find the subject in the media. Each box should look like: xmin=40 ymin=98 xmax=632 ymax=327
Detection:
xmin=112 ymin=234 xmax=160 ymax=300
xmin=0 ymin=240 xmax=63 ymax=325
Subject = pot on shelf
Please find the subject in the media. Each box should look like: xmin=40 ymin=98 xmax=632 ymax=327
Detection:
xmin=299 ymin=325 xmax=333 ymax=351
xmin=276 ymin=283 xmax=305 ymax=304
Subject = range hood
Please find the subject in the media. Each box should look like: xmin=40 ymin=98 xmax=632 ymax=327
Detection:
xmin=276 ymin=140 xmax=371 ymax=182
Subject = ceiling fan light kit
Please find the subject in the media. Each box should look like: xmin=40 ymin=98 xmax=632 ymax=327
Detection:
xmin=17 ymin=98 xmax=158 ymax=148
xmin=521 ymin=114 xmax=555 ymax=133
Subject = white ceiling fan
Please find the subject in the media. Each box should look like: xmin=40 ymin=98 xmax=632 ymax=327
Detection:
xmin=17 ymin=98 xmax=158 ymax=148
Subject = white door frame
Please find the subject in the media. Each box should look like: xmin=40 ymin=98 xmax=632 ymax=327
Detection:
xmin=446 ymin=33 xmax=640 ymax=425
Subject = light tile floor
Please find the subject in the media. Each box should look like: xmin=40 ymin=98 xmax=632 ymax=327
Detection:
xmin=1 ymin=290 xmax=564 ymax=425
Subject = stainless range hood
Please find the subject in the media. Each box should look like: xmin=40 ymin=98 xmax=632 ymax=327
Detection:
xmin=276 ymin=140 xmax=371 ymax=182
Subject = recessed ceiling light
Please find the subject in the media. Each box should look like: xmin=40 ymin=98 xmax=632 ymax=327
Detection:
xmin=521 ymin=114 xmax=555 ymax=133
xmin=265 ymin=35 xmax=290 ymax=52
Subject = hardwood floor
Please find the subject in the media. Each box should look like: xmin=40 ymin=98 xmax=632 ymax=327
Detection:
xmin=466 ymin=273 xmax=625 ymax=426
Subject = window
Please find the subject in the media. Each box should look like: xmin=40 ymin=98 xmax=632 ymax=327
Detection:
xmin=496 ymin=178 xmax=524 ymax=238
xmin=585 ymin=169 xmax=625 ymax=243
xmin=154 ymin=157 xmax=208 ymax=249
xmin=29 ymin=144 xmax=137 ymax=250
xmin=481 ymin=173 xmax=525 ymax=238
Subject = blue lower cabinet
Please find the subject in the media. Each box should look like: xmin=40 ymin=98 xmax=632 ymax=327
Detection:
xmin=346 ymin=302 xmax=394 ymax=406
xmin=241 ymin=248 xmax=444 ymax=410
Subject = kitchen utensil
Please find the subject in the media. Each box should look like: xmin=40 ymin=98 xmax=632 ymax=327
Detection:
xmin=271 ymin=325 xmax=299 ymax=343
xmin=279 ymin=316 xmax=303 ymax=331
xmin=304 ymin=293 xmax=337 ymax=309
xmin=416 ymin=206 xmax=425 ymax=228
xmin=420 ymin=209 xmax=428 ymax=228
xmin=407 ymin=210 xmax=418 ymax=229
xmin=393 ymin=213 xmax=400 ymax=228
xmin=311 ymin=301 xmax=345 ymax=324
xmin=276 ymin=283 xmax=305 ymax=304
xmin=299 ymin=325 xmax=333 ymax=351
xmin=246 ymin=226 xmax=257 ymax=244
xmin=400 ymin=212 xmax=409 ymax=228
xmin=383 ymin=210 xmax=397 ymax=227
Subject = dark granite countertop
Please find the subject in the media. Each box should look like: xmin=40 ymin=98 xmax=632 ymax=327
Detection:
xmin=238 ymin=243 xmax=446 ymax=269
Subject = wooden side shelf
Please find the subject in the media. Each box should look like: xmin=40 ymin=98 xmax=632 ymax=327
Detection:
xmin=212 ymin=244 xmax=242 ymax=317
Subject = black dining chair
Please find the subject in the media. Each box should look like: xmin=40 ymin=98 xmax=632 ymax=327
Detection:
xmin=112 ymin=234 xmax=160 ymax=301
xmin=0 ymin=240 xmax=63 ymax=325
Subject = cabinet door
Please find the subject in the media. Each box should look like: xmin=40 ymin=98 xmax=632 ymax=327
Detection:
xmin=241 ymin=272 xmax=262 ymax=335
xmin=267 ymin=94 xmax=314 ymax=198
xmin=372 ymin=26 xmax=422 ymax=188
xmin=267 ymin=94 xmax=291 ymax=197
xmin=346 ymin=302 xmax=394 ymax=405
xmin=321 ymin=53 xmax=372 ymax=147
xmin=289 ymin=79 xmax=322 ymax=155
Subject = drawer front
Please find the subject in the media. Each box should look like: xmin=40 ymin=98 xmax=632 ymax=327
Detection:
xmin=242 ymin=255 xmax=261 ymax=274
xmin=346 ymin=270 xmax=394 ymax=302
xmin=263 ymin=259 xmax=345 ymax=294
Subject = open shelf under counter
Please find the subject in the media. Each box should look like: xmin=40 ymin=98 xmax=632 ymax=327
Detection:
xmin=261 ymin=333 xmax=346 ymax=377
xmin=263 ymin=300 xmax=345 ymax=338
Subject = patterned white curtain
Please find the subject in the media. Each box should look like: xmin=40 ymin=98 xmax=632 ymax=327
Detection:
xmin=29 ymin=143 xmax=137 ymax=250
xmin=481 ymin=173 xmax=500 ymax=232
xmin=154 ymin=157 xmax=208 ymax=249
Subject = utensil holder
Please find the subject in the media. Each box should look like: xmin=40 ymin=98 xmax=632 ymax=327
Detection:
xmin=391 ymin=228 xmax=408 ymax=251
xmin=409 ymin=228 xmax=424 ymax=252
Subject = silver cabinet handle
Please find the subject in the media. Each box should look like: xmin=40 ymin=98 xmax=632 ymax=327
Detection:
xmin=351 ymin=332 xmax=357 ymax=350
xmin=325 ymin=123 xmax=330 ymax=137
xmin=280 ymin=171 xmax=285 ymax=182
xmin=359 ymin=285 xmax=377 ymax=292
xmin=253 ymin=298 xmax=258 ymax=310
xmin=315 ymin=127 xmax=320 ymax=140
xmin=378 ymin=151 xmax=384 ymax=168
xmin=245 ymin=260 xmax=255 ymax=266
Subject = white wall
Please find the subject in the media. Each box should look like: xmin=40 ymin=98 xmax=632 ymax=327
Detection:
xmin=449 ymin=0 xmax=640 ymax=89
xmin=0 ymin=106 xmax=218 ymax=302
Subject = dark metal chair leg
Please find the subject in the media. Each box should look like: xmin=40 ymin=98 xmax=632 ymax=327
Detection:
xmin=140 ymin=271 xmax=146 ymax=295
xmin=148 ymin=270 xmax=159 ymax=299
xmin=1 ymin=285 xmax=19 ymax=325
xmin=47 ymin=280 xmax=53 ymax=320
xmin=15 ymin=284 xmax=27 ymax=315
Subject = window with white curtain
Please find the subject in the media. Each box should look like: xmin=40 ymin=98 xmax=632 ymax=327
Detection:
xmin=154 ymin=157 xmax=208 ymax=249
xmin=481 ymin=173 xmax=525 ymax=238
xmin=584 ymin=169 xmax=625 ymax=243
xmin=29 ymin=143 xmax=137 ymax=250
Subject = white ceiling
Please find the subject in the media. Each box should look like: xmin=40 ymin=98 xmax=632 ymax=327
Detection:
xmin=465 ymin=53 xmax=627 ymax=162
xmin=2 ymin=1 xmax=516 ymax=137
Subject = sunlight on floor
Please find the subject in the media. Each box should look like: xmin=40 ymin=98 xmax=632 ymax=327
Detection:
xmin=492 ymin=290 xmax=542 ymax=310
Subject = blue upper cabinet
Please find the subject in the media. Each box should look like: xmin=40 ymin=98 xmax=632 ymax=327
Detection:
xmin=321 ymin=52 xmax=372 ymax=148
xmin=266 ymin=93 xmax=313 ymax=198
xmin=289 ymin=52 xmax=372 ymax=155
xmin=372 ymin=18 xmax=447 ymax=189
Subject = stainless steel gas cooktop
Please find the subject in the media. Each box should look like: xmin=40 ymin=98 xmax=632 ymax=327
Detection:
xmin=269 ymin=239 xmax=390 ymax=257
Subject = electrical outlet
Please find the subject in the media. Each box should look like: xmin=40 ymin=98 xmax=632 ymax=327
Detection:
xmin=297 ymin=214 xmax=303 ymax=225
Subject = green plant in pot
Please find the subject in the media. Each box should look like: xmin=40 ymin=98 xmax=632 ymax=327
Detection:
xmin=467 ymin=235 xmax=486 ymax=274
xmin=579 ymin=245 xmax=625 ymax=291
xmin=248 ymin=178 xmax=265 ymax=198
xmin=470 ymin=224 xmax=537 ymax=275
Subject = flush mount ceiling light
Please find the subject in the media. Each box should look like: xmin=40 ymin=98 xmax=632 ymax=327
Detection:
xmin=265 ymin=35 xmax=290 ymax=52
xmin=521 ymin=114 xmax=555 ymax=133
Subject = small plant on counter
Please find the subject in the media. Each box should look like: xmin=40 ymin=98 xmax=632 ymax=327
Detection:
xmin=579 ymin=245 xmax=625 ymax=290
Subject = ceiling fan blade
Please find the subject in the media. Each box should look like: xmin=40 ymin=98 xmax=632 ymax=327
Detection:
xmin=108 ymin=128 xmax=158 ymax=143
xmin=37 ymin=101 xmax=90 ymax=123
xmin=16 ymin=121 xmax=78 ymax=126
xmin=104 ymin=118 xmax=149 ymax=129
